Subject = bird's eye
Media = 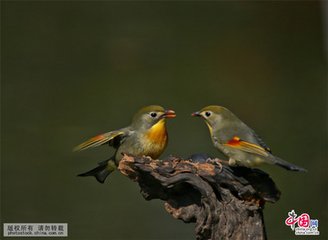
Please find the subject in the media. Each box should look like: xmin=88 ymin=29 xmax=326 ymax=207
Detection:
xmin=150 ymin=112 xmax=157 ymax=118
xmin=205 ymin=111 xmax=211 ymax=117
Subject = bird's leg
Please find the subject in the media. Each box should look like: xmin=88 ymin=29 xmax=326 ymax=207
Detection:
xmin=210 ymin=158 xmax=229 ymax=165
xmin=207 ymin=158 xmax=229 ymax=173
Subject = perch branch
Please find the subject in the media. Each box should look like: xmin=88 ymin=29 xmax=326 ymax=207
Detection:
xmin=118 ymin=154 xmax=280 ymax=240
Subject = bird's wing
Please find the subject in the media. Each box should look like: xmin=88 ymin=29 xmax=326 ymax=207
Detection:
xmin=73 ymin=130 xmax=126 ymax=151
xmin=223 ymin=136 xmax=270 ymax=157
xmin=250 ymin=129 xmax=272 ymax=153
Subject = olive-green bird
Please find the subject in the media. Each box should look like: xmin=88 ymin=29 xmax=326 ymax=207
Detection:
xmin=192 ymin=105 xmax=306 ymax=172
xmin=74 ymin=105 xmax=176 ymax=183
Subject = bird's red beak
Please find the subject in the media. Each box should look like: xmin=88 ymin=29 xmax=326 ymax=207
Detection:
xmin=191 ymin=111 xmax=201 ymax=117
xmin=163 ymin=109 xmax=176 ymax=118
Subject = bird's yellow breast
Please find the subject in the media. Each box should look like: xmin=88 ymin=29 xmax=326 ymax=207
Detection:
xmin=146 ymin=119 xmax=168 ymax=145
xmin=144 ymin=119 xmax=168 ymax=158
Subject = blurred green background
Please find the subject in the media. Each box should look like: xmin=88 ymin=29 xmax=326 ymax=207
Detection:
xmin=1 ymin=1 xmax=327 ymax=239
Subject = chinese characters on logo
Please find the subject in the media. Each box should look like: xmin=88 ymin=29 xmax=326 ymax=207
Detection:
xmin=285 ymin=210 xmax=319 ymax=235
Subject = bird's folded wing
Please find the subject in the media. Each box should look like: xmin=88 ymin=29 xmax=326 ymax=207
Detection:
xmin=73 ymin=130 xmax=125 ymax=151
xmin=224 ymin=136 xmax=269 ymax=157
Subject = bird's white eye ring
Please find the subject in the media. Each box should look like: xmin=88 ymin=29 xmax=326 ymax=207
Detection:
xmin=150 ymin=112 xmax=157 ymax=118
xmin=205 ymin=111 xmax=211 ymax=117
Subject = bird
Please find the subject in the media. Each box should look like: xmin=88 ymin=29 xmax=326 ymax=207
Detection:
xmin=192 ymin=105 xmax=306 ymax=172
xmin=74 ymin=105 xmax=176 ymax=183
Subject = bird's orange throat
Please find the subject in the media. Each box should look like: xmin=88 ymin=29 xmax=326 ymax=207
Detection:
xmin=145 ymin=119 xmax=168 ymax=148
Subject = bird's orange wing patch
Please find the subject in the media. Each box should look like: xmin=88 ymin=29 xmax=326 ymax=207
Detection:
xmin=74 ymin=131 xmax=125 ymax=151
xmin=226 ymin=136 xmax=241 ymax=146
xmin=224 ymin=136 xmax=269 ymax=157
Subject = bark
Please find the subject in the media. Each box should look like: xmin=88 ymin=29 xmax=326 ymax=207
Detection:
xmin=118 ymin=155 xmax=280 ymax=240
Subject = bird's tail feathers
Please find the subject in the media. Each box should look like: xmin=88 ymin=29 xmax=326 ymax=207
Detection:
xmin=272 ymin=156 xmax=307 ymax=172
xmin=78 ymin=159 xmax=117 ymax=183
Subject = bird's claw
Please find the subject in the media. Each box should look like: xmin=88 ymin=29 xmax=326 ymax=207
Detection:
xmin=207 ymin=158 xmax=225 ymax=173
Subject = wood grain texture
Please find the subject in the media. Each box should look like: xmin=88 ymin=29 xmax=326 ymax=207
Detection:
xmin=118 ymin=155 xmax=280 ymax=240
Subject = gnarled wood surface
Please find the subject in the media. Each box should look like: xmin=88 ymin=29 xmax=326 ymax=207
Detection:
xmin=118 ymin=154 xmax=280 ymax=240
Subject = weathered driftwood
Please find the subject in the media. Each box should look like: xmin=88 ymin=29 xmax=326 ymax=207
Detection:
xmin=118 ymin=154 xmax=280 ymax=240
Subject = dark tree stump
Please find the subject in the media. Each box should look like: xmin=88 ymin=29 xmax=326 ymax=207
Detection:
xmin=118 ymin=154 xmax=281 ymax=240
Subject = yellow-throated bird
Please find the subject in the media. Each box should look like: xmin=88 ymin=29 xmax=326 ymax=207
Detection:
xmin=192 ymin=105 xmax=306 ymax=172
xmin=74 ymin=105 xmax=176 ymax=183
